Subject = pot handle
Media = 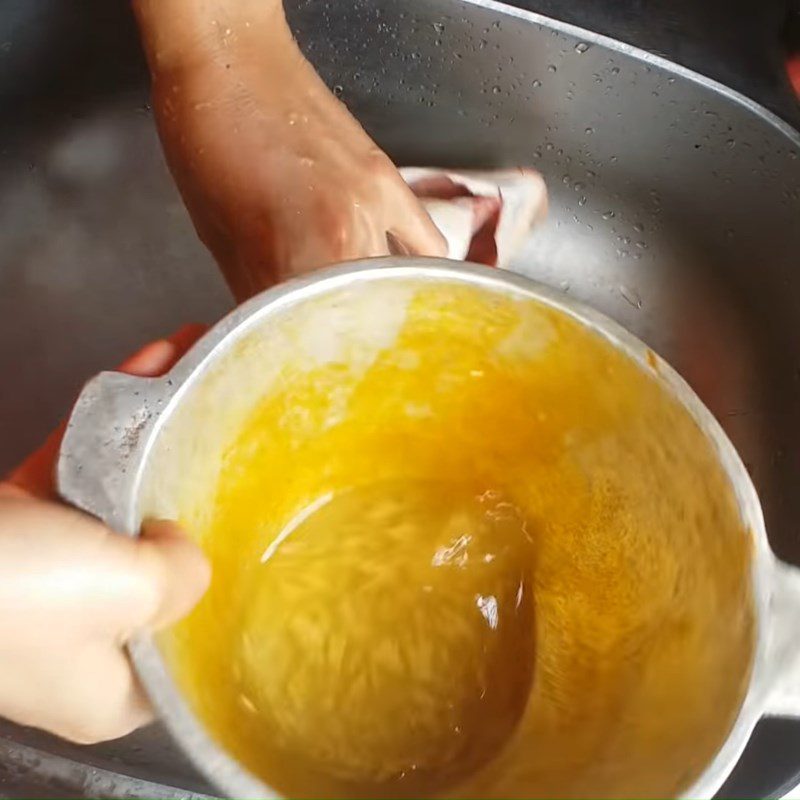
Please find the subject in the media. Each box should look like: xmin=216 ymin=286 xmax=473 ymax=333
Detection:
xmin=57 ymin=370 xmax=164 ymax=532
xmin=764 ymin=558 xmax=800 ymax=717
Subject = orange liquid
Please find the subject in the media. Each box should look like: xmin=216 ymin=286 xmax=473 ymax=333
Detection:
xmin=238 ymin=481 xmax=535 ymax=794
xmin=164 ymin=284 xmax=754 ymax=798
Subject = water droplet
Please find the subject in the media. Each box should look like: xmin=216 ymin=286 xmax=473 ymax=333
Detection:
xmin=636 ymin=240 xmax=648 ymax=249
xmin=610 ymin=66 xmax=621 ymax=75
xmin=492 ymin=85 xmax=501 ymax=94
xmin=548 ymin=64 xmax=557 ymax=73
xmin=562 ymin=174 xmax=571 ymax=185
xmin=545 ymin=142 xmax=554 ymax=151
xmin=573 ymin=181 xmax=586 ymax=192
xmin=585 ymin=126 xmax=594 ymax=135
xmin=602 ymin=210 xmax=615 ymax=220
xmin=432 ymin=21 xmax=445 ymax=34
xmin=333 ymin=84 xmax=344 ymax=96
xmin=532 ymin=79 xmax=542 ymax=88
xmin=574 ymin=41 xmax=590 ymax=54
xmin=619 ymin=285 xmax=642 ymax=308
xmin=633 ymin=222 xmax=645 ymax=233
xmin=578 ymin=196 xmax=587 ymax=206
xmin=726 ymin=139 xmax=736 ymax=148
xmin=560 ymin=280 xmax=571 ymax=292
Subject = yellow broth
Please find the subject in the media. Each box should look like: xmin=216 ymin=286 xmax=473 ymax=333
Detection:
xmin=162 ymin=284 xmax=753 ymax=799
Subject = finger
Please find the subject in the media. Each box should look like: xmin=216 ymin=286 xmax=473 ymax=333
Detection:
xmin=390 ymin=201 xmax=449 ymax=258
xmin=53 ymin=516 xmax=211 ymax=640
xmin=0 ymin=639 xmax=154 ymax=745
xmin=49 ymin=645 xmax=153 ymax=745
xmin=120 ymin=324 xmax=207 ymax=376
xmin=5 ymin=423 xmax=67 ymax=501
xmin=405 ymin=174 xmax=473 ymax=200
xmin=134 ymin=519 xmax=211 ymax=631
xmin=385 ymin=230 xmax=413 ymax=256
xmin=788 ymin=54 xmax=800 ymax=98
xmin=0 ymin=481 xmax=28 ymax=500
xmin=166 ymin=322 xmax=209 ymax=355
xmin=83 ymin=645 xmax=155 ymax=743
xmin=118 ymin=339 xmax=177 ymax=376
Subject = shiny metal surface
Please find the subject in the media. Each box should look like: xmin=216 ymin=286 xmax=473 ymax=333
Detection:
xmin=55 ymin=258 xmax=800 ymax=799
xmin=0 ymin=0 xmax=799 ymax=797
xmin=504 ymin=0 xmax=800 ymax=131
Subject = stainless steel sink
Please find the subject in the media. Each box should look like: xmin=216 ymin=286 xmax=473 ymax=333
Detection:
xmin=0 ymin=0 xmax=798 ymax=797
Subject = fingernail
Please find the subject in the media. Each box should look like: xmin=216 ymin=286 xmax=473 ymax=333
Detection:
xmin=168 ymin=323 xmax=209 ymax=353
xmin=140 ymin=517 xmax=189 ymax=541
xmin=386 ymin=230 xmax=413 ymax=256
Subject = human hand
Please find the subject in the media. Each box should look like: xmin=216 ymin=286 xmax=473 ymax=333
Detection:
xmin=0 ymin=327 xmax=210 ymax=744
xmin=789 ymin=52 xmax=800 ymax=98
xmin=134 ymin=0 xmax=447 ymax=301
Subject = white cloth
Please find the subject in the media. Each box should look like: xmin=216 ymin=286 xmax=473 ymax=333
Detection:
xmin=401 ymin=167 xmax=548 ymax=268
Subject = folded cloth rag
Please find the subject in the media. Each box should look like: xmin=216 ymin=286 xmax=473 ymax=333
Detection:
xmin=399 ymin=167 xmax=548 ymax=268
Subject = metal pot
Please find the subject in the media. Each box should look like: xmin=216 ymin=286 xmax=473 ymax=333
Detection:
xmin=58 ymin=259 xmax=800 ymax=800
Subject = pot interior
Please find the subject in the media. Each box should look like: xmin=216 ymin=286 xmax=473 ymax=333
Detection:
xmin=139 ymin=271 xmax=755 ymax=799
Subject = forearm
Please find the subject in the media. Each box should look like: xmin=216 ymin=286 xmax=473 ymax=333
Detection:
xmin=132 ymin=0 xmax=294 ymax=77
xmin=130 ymin=0 xmax=445 ymax=299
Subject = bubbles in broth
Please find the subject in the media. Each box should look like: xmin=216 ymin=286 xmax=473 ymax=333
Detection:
xmin=161 ymin=283 xmax=754 ymax=799
xmin=239 ymin=480 xmax=535 ymax=794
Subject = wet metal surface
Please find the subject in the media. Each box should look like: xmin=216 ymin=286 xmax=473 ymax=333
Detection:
xmin=0 ymin=0 xmax=799 ymax=797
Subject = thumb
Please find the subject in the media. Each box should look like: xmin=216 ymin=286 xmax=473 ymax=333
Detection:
xmin=134 ymin=519 xmax=211 ymax=632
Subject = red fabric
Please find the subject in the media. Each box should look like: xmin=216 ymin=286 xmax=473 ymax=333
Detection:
xmin=788 ymin=54 xmax=800 ymax=99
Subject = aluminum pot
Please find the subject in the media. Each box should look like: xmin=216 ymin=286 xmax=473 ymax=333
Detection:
xmin=57 ymin=258 xmax=800 ymax=799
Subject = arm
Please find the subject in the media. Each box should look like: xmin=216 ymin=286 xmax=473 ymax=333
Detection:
xmin=133 ymin=0 xmax=446 ymax=300
xmin=133 ymin=0 xmax=292 ymax=77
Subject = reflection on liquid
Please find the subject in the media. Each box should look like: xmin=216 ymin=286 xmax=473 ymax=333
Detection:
xmin=238 ymin=481 xmax=535 ymax=795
